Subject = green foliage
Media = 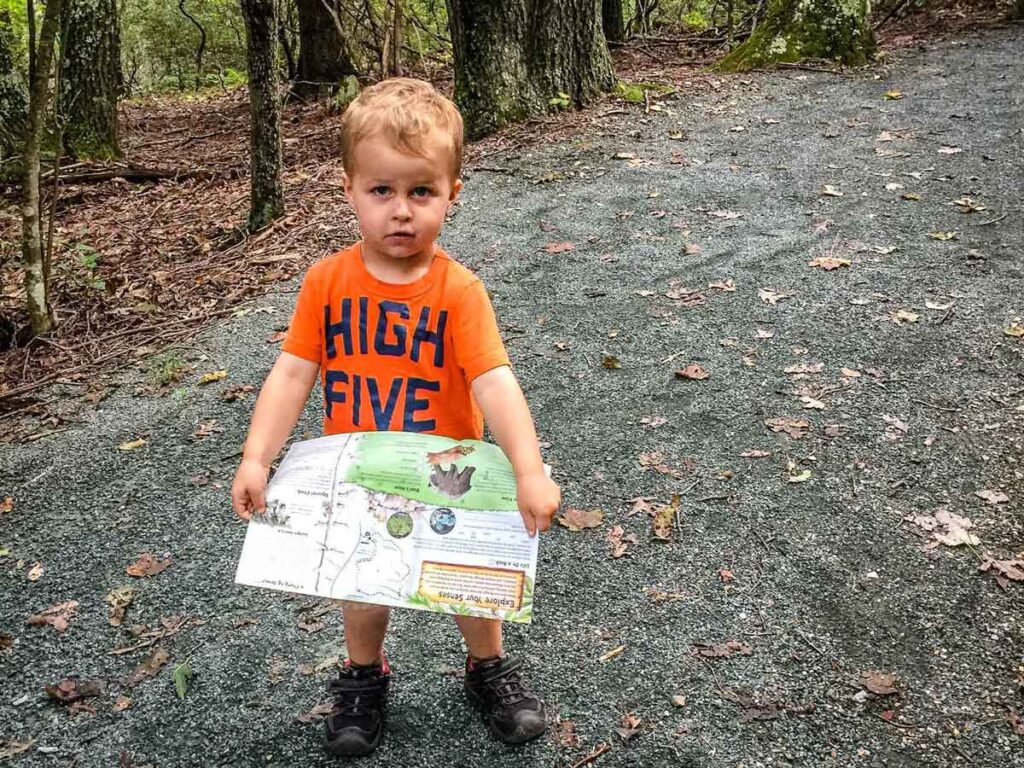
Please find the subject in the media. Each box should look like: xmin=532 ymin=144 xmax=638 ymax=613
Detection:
xmin=173 ymin=661 xmax=192 ymax=699
xmin=548 ymin=91 xmax=570 ymax=109
xmin=67 ymin=244 xmax=106 ymax=291
xmin=147 ymin=353 xmax=188 ymax=388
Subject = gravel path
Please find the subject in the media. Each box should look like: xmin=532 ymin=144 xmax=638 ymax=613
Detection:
xmin=2 ymin=27 xmax=1022 ymax=768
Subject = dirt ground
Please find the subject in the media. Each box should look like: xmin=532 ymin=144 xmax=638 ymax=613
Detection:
xmin=2 ymin=25 xmax=1023 ymax=768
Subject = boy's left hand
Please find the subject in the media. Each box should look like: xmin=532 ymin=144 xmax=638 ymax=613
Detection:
xmin=516 ymin=470 xmax=560 ymax=537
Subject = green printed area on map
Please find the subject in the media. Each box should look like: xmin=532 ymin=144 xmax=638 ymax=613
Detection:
xmin=343 ymin=432 xmax=518 ymax=511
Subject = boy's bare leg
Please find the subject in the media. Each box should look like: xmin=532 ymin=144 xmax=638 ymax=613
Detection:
xmin=341 ymin=601 xmax=391 ymax=665
xmin=453 ymin=615 xmax=503 ymax=659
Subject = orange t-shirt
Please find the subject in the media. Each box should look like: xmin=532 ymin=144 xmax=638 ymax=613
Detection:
xmin=282 ymin=242 xmax=510 ymax=440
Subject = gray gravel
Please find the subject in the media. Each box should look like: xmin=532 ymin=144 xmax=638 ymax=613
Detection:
xmin=2 ymin=27 xmax=1023 ymax=768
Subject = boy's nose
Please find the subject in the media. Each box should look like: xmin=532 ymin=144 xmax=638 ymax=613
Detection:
xmin=393 ymin=198 xmax=412 ymax=220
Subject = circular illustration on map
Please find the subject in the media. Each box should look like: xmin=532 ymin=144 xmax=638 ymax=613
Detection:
xmin=429 ymin=507 xmax=456 ymax=535
xmin=386 ymin=511 xmax=413 ymax=539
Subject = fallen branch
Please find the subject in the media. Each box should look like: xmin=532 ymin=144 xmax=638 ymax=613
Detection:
xmin=45 ymin=164 xmax=221 ymax=185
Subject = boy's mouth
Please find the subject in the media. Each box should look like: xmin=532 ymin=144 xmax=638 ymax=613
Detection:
xmin=386 ymin=231 xmax=415 ymax=240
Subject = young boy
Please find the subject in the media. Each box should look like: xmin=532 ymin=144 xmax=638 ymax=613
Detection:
xmin=230 ymin=78 xmax=561 ymax=756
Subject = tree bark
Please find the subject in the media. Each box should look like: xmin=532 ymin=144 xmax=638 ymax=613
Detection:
xmin=602 ymin=0 xmax=625 ymax=43
xmin=23 ymin=0 xmax=64 ymax=337
xmin=293 ymin=0 xmax=357 ymax=96
xmin=717 ymin=0 xmax=874 ymax=70
xmin=447 ymin=0 xmax=615 ymax=140
xmin=60 ymin=0 xmax=122 ymax=159
xmin=0 ymin=11 xmax=27 ymax=161
xmin=240 ymin=0 xmax=284 ymax=230
xmin=178 ymin=0 xmax=207 ymax=90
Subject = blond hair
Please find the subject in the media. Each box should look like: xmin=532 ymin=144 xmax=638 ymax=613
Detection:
xmin=341 ymin=78 xmax=464 ymax=180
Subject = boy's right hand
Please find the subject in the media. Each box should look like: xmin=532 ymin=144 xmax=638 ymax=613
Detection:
xmin=231 ymin=457 xmax=270 ymax=520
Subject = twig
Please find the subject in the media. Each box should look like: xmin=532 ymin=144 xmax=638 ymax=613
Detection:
xmin=570 ymin=742 xmax=611 ymax=768
xmin=794 ymin=627 xmax=825 ymax=656
xmin=969 ymin=213 xmax=1006 ymax=226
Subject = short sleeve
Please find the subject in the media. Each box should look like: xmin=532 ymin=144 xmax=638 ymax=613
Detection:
xmin=451 ymin=279 xmax=510 ymax=383
xmin=281 ymin=265 xmax=323 ymax=363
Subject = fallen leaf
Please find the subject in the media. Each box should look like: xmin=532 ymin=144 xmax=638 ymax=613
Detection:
xmin=901 ymin=192 xmax=920 ymax=201
xmin=808 ymin=257 xmax=850 ymax=270
xmin=613 ymin=151 xmax=636 ymax=159
xmin=125 ymin=648 xmax=170 ymax=686
xmin=800 ymin=396 xmax=826 ymax=410
xmin=296 ymin=701 xmax=333 ymax=724
xmin=615 ymin=712 xmax=642 ymax=740
xmin=557 ymin=507 xmax=603 ymax=531
xmin=912 ymin=510 xmax=979 ymax=549
xmin=951 ymin=196 xmax=985 ymax=213
xmin=126 ymin=553 xmax=172 ymax=578
xmin=639 ymin=416 xmax=667 ymax=428
xmin=118 ymin=437 xmax=147 ymax=452
xmin=27 ymin=562 xmax=43 ymax=581
xmin=651 ymin=495 xmax=680 ymax=541
xmin=937 ymin=145 xmax=962 ymax=154
xmin=718 ymin=568 xmax=734 ymax=584
xmin=0 ymin=497 xmax=12 ymax=514
xmin=975 ymin=489 xmax=1009 ymax=505
xmin=267 ymin=330 xmax=288 ymax=344
xmin=841 ymin=367 xmax=861 ymax=378
xmin=892 ymin=309 xmax=920 ymax=324
xmin=599 ymin=644 xmax=627 ymax=662
xmin=708 ymin=209 xmax=742 ymax=220
xmin=765 ymin=418 xmax=810 ymax=439
xmin=0 ymin=741 xmax=34 ymax=759
xmin=755 ymin=327 xmax=774 ymax=339
xmin=692 ymin=640 xmax=753 ymax=658
xmin=1007 ymin=709 xmax=1024 ymax=736
xmin=173 ymin=661 xmax=192 ymax=699
xmin=788 ymin=469 xmax=812 ymax=483
xmin=198 ymin=370 xmax=227 ymax=385
xmin=45 ymin=677 xmax=106 ymax=704
xmin=675 ymin=364 xmax=709 ymax=381
xmin=925 ymin=300 xmax=953 ymax=311
xmin=602 ymin=355 xmax=621 ymax=370
xmin=884 ymin=182 xmax=903 ymax=191
xmin=882 ymin=414 xmax=910 ymax=433
xmin=859 ymin=670 xmax=898 ymax=696
xmin=26 ymin=601 xmax=79 ymax=633
xmin=821 ymin=185 xmax=843 ymax=197
xmin=708 ymin=278 xmax=735 ymax=291
xmin=556 ymin=719 xmax=581 ymax=748
xmin=113 ymin=696 xmax=132 ymax=712
xmin=740 ymin=450 xmax=771 ymax=458
xmin=758 ymin=288 xmax=792 ymax=305
xmin=0 ymin=634 xmax=13 ymax=651
xmin=1003 ymin=323 xmax=1024 ymax=338
xmin=607 ymin=525 xmax=637 ymax=559
xmin=882 ymin=89 xmax=903 ymax=100
xmin=625 ymin=497 xmax=655 ymax=516
xmin=671 ymin=694 xmax=686 ymax=707
xmin=222 ymin=384 xmax=255 ymax=401
xmin=193 ymin=420 xmax=223 ymax=439
xmin=544 ymin=241 xmax=575 ymax=254
xmin=553 ymin=341 xmax=569 ymax=351
xmin=685 ymin=243 xmax=702 ymax=255
xmin=928 ymin=231 xmax=958 ymax=241
xmin=634 ymin=289 xmax=655 ymax=297
xmin=979 ymin=557 xmax=1024 ymax=590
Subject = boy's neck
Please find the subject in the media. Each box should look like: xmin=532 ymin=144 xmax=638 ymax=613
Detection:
xmin=359 ymin=241 xmax=436 ymax=285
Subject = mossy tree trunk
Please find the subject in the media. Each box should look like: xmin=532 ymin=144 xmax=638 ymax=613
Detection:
xmin=240 ymin=0 xmax=283 ymax=231
xmin=60 ymin=0 xmax=122 ymax=159
xmin=23 ymin=0 xmax=64 ymax=337
xmin=717 ymin=0 xmax=875 ymax=71
xmin=446 ymin=0 xmax=615 ymax=140
xmin=603 ymin=0 xmax=626 ymax=44
xmin=0 ymin=11 xmax=27 ymax=163
xmin=294 ymin=0 xmax=357 ymax=97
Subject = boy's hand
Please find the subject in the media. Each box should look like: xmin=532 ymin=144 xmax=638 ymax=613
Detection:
xmin=516 ymin=470 xmax=560 ymax=537
xmin=231 ymin=457 xmax=269 ymax=520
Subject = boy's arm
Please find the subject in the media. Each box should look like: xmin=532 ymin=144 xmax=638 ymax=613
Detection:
xmin=231 ymin=351 xmax=319 ymax=518
xmin=471 ymin=366 xmax=560 ymax=536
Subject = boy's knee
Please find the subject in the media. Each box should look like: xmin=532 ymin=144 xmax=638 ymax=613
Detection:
xmin=341 ymin=600 xmax=390 ymax=616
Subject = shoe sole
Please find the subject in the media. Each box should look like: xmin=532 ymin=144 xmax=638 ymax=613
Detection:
xmin=464 ymin=686 xmax=546 ymax=745
xmin=324 ymin=728 xmax=383 ymax=758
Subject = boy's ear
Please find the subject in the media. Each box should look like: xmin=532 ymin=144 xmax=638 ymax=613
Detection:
xmin=341 ymin=171 xmax=353 ymax=200
xmin=449 ymin=178 xmax=463 ymax=203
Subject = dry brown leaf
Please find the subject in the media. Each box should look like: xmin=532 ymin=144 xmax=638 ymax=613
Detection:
xmin=625 ymin=496 xmax=656 ymax=516
xmin=800 ymin=396 xmax=826 ymax=410
xmin=26 ymin=600 xmax=79 ymax=633
xmin=118 ymin=437 xmax=147 ymax=451
xmin=198 ymin=370 xmax=228 ymax=385
xmin=675 ymin=364 xmax=709 ymax=381
xmin=892 ymin=309 xmax=920 ymax=324
xmin=615 ymin=712 xmax=642 ymax=740
xmin=740 ymin=450 xmax=771 ymax=459
xmin=296 ymin=701 xmax=333 ymax=724
xmin=0 ymin=497 xmax=12 ymax=514
xmin=639 ymin=415 xmax=667 ymax=428
xmin=784 ymin=362 xmax=824 ymax=376
xmin=27 ymin=562 xmax=43 ymax=581
xmin=718 ymin=568 xmax=734 ymax=584
xmin=651 ymin=495 xmax=680 ymax=541
xmin=755 ymin=327 xmax=774 ymax=339
xmin=598 ymin=644 xmax=627 ymax=662
xmin=126 ymin=553 xmax=172 ymax=578
xmin=607 ymin=525 xmax=637 ymax=559
xmin=858 ymin=670 xmax=898 ymax=696
xmin=692 ymin=640 xmax=753 ymax=659
xmin=107 ymin=587 xmax=135 ymax=627
xmin=113 ymin=696 xmax=133 ymax=712
xmin=808 ymin=257 xmax=851 ymax=270
xmin=267 ymin=330 xmax=288 ymax=344
xmin=979 ymin=557 xmax=1024 ymax=590
xmin=222 ymin=384 xmax=255 ymax=401
xmin=45 ymin=677 xmax=106 ymax=704
xmin=125 ymin=648 xmax=170 ymax=687
xmin=0 ymin=740 xmax=34 ymax=759
xmin=556 ymin=719 xmax=581 ymax=748
xmin=765 ymin=418 xmax=810 ymax=439
xmin=975 ymin=489 xmax=1009 ymax=505
xmin=821 ymin=185 xmax=843 ymax=197
xmin=708 ymin=279 xmax=736 ymax=291
xmin=558 ymin=507 xmax=604 ymax=532
xmin=602 ymin=355 xmax=621 ymax=370
xmin=758 ymin=288 xmax=792 ymax=305
xmin=544 ymin=241 xmax=575 ymax=254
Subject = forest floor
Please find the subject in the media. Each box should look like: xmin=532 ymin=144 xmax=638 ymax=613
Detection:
xmin=2 ymin=19 xmax=1023 ymax=768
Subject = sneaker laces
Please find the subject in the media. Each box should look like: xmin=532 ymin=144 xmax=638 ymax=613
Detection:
xmin=329 ymin=668 xmax=387 ymax=718
xmin=477 ymin=658 xmax=531 ymax=708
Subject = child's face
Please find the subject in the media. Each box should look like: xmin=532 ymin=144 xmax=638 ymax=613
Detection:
xmin=342 ymin=133 xmax=462 ymax=267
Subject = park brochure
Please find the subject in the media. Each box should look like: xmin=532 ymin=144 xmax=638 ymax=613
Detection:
xmin=234 ymin=432 xmax=538 ymax=623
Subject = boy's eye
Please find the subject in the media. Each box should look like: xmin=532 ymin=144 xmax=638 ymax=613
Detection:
xmin=371 ymin=186 xmax=390 ymax=196
xmin=411 ymin=186 xmax=432 ymax=197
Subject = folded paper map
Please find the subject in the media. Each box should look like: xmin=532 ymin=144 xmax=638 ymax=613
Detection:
xmin=234 ymin=432 xmax=538 ymax=623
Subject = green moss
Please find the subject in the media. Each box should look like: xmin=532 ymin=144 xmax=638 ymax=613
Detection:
xmin=615 ymin=80 xmax=675 ymax=103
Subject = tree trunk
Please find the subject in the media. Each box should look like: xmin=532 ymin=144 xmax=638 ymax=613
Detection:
xmin=0 ymin=10 xmax=27 ymax=162
xmin=23 ymin=0 xmax=63 ymax=337
xmin=1013 ymin=0 xmax=1023 ymax=20
xmin=240 ymin=0 xmax=284 ymax=231
xmin=294 ymin=0 xmax=357 ymax=97
xmin=447 ymin=0 xmax=615 ymax=140
xmin=389 ymin=0 xmax=402 ymax=76
xmin=178 ymin=0 xmax=207 ymax=90
xmin=602 ymin=0 xmax=625 ymax=43
xmin=717 ymin=0 xmax=874 ymax=71
xmin=60 ymin=0 xmax=122 ymax=159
